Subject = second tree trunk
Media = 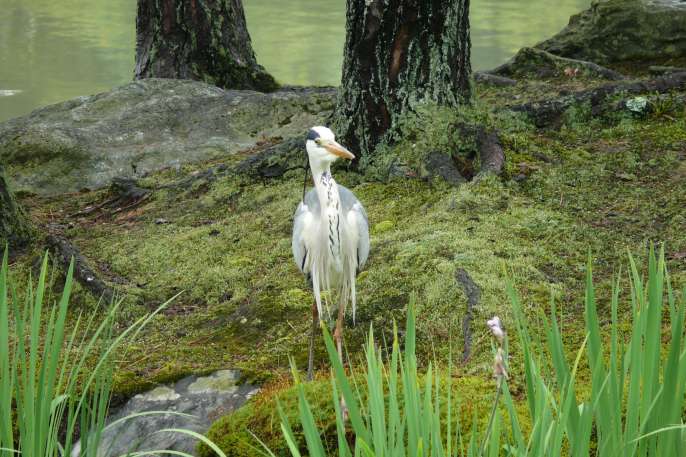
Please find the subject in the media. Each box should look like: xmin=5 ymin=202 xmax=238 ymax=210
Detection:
xmin=335 ymin=0 xmax=472 ymax=157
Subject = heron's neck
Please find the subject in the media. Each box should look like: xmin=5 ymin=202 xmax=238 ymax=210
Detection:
xmin=312 ymin=164 xmax=342 ymax=265
xmin=309 ymin=159 xmax=331 ymax=179
xmin=312 ymin=166 xmax=338 ymax=209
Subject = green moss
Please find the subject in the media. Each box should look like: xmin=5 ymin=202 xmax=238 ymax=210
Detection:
xmin=373 ymin=220 xmax=395 ymax=234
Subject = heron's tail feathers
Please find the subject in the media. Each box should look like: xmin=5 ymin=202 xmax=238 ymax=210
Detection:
xmin=309 ymin=237 xmax=359 ymax=323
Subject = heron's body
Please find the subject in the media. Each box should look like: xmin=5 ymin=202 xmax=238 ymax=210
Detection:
xmin=292 ymin=178 xmax=369 ymax=319
xmin=291 ymin=126 xmax=369 ymax=380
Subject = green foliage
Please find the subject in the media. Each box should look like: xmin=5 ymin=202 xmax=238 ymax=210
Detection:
xmin=0 ymin=249 xmax=228 ymax=457
xmin=0 ymin=249 xmax=113 ymax=457
xmin=274 ymin=249 xmax=686 ymax=456
xmin=200 ymin=356 xmax=501 ymax=456
xmin=278 ymin=300 xmax=482 ymax=457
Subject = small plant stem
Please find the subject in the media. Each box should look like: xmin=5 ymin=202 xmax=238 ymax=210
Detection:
xmin=479 ymin=377 xmax=503 ymax=457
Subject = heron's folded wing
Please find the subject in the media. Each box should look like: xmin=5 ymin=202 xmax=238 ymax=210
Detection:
xmin=292 ymin=201 xmax=314 ymax=273
xmin=349 ymin=201 xmax=370 ymax=270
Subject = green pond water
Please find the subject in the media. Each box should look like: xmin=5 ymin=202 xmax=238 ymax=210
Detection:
xmin=0 ymin=0 xmax=589 ymax=122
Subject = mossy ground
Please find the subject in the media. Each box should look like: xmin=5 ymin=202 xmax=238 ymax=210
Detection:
xmin=12 ymin=74 xmax=686 ymax=452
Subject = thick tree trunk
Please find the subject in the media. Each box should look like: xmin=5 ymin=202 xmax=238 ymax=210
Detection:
xmin=135 ymin=0 xmax=278 ymax=92
xmin=335 ymin=0 xmax=471 ymax=157
xmin=0 ymin=166 xmax=33 ymax=248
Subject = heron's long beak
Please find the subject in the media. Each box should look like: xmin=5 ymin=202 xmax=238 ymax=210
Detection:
xmin=323 ymin=140 xmax=355 ymax=160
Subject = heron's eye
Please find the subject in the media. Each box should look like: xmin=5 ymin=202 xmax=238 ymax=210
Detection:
xmin=314 ymin=138 xmax=323 ymax=146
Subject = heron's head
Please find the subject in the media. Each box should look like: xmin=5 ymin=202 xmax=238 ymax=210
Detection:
xmin=305 ymin=126 xmax=355 ymax=166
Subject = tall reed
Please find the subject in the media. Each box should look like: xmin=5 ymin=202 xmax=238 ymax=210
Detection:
xmin=277 ymin=247 xmax=686 ymax=456
xmin=0 ymin=249 xmax=228 ymax=457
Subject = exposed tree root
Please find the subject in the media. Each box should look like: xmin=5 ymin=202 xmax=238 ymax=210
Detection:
xmin=455 ymin=268 xmax=481 ymax=363
xmin=71 ymin=177 xmax=152 ymax=218
xmin=234 ymin=137 xmax=304 ymax=179
xmin=508 ymin=71 xmax=686 ymax=128
xmin=476 ymin=127 xmax=506 ymax=176
xmin=47 ymin=234 xmax=115 ymax=302
xmin=649 ymin=66 xmax=686 ymax=76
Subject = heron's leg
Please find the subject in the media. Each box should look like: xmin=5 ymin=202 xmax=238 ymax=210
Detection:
xmin=307 ymin=300 xmax=318 ymax=381
xmin=333 ymin=302 xmax=345 ymax=364
xmin=333 ymin=301 xmax=349 ymax=420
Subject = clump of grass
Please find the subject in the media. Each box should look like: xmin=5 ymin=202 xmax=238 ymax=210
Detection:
xmin=0 ymin=248 xmax=228 ymax=457
xmin=276 ymin=299 xmax=473 ymax=457
xmin=274 ymin=247 xmax=685 ymax=456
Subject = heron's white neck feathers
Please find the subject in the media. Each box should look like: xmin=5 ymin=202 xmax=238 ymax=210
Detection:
xmin=308 ymin=157 xmax=332 ymax=178
xmin=313 ymin=169 xmax=343 ymax=270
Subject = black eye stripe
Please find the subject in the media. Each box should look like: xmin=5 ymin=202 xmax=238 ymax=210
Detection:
xmin=306 ymin=129 xmax=320 ymax=141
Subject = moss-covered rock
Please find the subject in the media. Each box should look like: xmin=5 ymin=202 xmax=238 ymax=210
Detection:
xmin=536 ymin=0 xmax=686 ymax=65
xmin=0 ymin=79 xmax=335 ymax=195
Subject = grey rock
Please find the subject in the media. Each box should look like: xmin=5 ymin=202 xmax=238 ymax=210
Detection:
xmin=73 ymin=369 xmax=258 ymax=457
xmin=0 ymin=79 xmax=336 ymax=195
xmin=536 ymin=0 xmax=686 ymax=64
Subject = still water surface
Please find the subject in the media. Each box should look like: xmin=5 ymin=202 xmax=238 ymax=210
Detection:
xmin=0 ymin=0 xmax=589 ymax=122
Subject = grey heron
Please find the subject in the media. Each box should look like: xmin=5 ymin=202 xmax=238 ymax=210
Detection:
xmin=292 ymin=126 xmax=370 ymax=380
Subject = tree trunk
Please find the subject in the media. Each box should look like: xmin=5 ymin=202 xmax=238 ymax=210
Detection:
xmin=135 ymin=0 xmax=278 ymax=92
xmin=0 ymin=166 xmax=33 ymax=248
xmin=335 ymin=0 xmax=471 ymax=157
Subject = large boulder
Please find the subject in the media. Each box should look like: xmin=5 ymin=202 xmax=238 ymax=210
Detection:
xmin=0 ymin=79 xmax=335 ymax=195
xmin=536 ymin=0 xmax=686 ymax=65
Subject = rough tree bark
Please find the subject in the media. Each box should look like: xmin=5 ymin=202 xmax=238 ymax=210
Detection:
xmin=335 ymin=0 xmax=471 ymax=157
xmin=0 ymin=165 xmax=33 ymax=248
xmin=135 ymin=0 xmax=278 ymax=92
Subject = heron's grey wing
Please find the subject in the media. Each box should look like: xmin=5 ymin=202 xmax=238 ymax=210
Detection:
xmin=338 ymin=185 xmax=370 ymax=270
xmin=292 ymin=189 xmax=320 ymax=274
